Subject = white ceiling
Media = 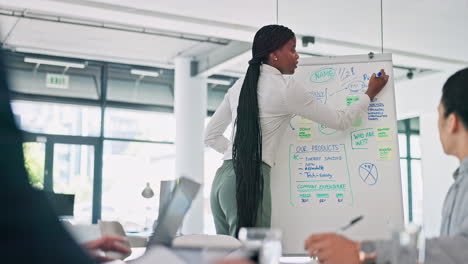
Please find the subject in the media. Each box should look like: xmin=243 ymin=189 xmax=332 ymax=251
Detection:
xmin=4 ymin=17 xmax=205 ymax=62
xmin=93 ymin=0 xmax=278 ymax=27
xmin=0 ymin=0 xmax=467 ymax=77
xmin=279 ymin=0 xmax=468 ymax=61
xmin=71 ymin=0 xmax=468 ymax=62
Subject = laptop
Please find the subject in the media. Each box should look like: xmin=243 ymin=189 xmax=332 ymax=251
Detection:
xmin=147 ymin=176 xmax=200 ymax=247
xmin=128 ymin=177 xmax=249 ymax=264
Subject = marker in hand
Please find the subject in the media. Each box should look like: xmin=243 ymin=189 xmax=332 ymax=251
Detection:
xmin=376 ymin=72 xmax=382 ymax=78
xmin=339 ymin=215 xmax=364 ymax=232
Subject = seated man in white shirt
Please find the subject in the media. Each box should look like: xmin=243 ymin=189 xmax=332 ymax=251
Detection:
xmin=304 ymin=68 xmax=468 ymax=264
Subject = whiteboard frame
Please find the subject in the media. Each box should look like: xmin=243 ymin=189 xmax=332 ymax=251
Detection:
xmin=273 ymin=53 xmax=404 ymax=256
xmin=299 ymin=53 xmax=392 ymax=66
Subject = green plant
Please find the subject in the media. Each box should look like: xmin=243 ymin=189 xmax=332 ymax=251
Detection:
xmin=23 ymin=143 xmax=45 ymax=189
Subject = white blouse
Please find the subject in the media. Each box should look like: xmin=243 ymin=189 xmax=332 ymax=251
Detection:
xmin=204 ymin=64 xmax=370 ymax=167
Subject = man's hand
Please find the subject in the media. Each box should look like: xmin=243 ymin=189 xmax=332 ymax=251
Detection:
xmin=304 ymin=233 xmax=360 ymax=264
xmin=83 ymin=235 xmax=131 ymax=262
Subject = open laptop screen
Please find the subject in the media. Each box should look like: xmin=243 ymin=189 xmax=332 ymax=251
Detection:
xmin=148 ymin=177 xmax=200 ymax=247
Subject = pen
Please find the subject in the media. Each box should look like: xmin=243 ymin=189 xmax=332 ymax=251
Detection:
xmin=339 ymin=215 xmax=364 ymax=231
xmin=376 ymin=72 xmax=382 ymax=78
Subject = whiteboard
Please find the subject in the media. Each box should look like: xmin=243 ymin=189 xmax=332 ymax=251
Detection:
xmin=270 ymin=54 xmax=404 ymax=255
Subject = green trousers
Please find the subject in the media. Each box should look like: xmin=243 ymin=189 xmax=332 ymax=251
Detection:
xmin=210 ymin=160 xmax=271 ymax=237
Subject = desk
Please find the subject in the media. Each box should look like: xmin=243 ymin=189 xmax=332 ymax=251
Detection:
xmin=125 ymin=247 xmax=146 ymax=261
xmin=280 ymin=256 xmax=316 ymax=264
xmin=125 ymin=247 xmax=316 ymax=264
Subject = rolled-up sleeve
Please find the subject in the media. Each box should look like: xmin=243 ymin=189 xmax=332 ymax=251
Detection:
xmin=204 ymin=91 xmax=232 ymax=154
xmin=285 ymin=80 xmax=370 ymax=131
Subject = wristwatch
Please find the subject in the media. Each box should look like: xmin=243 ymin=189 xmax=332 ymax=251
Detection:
xmin=359 ymin=240 xmax=377 ymax=264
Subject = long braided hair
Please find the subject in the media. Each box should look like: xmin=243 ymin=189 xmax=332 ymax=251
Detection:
xmin=232 ymin=25 xmax=295 ymax=236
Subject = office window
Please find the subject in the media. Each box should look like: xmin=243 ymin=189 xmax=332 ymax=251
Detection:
xmin=207 ymin=89 xmax=228 ymax=112
xmin=7 ymin=65 xmax=101 ymax=100
xmin=398 ymin=117 xmax=422 ymax=225
xmin=11 ymin=100 xmax=101 ymax=136
xmin=101 ymin=140 xmax=175 ymax=231
xmin=105 ymin=108 xmax=175 ymax=142
xmin=7 ymin=53 xmax=179 ymax=225
xmin=107 ymin=79 xmax=173 ymax=106
xmin=53 ymin=144 xmax=95 ymax=224
xmin=107 ymin=65 xmax=173 ymax=106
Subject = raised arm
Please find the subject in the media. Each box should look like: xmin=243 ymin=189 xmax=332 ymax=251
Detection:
xmin=285 ymin=69 xmax=389 ymax=130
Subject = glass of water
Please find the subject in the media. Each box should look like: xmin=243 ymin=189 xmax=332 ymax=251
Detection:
xmin=238 ymin=228 xmax=282 ymax=264
xmin=391 ymin=224 xmax=425 ymax=264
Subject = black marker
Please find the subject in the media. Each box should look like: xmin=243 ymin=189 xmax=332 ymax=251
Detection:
xmin=339 ymin=215 xmax=364 ymax=231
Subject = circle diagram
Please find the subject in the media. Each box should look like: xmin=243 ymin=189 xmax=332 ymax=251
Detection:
xmin=359 ymin=163 xmax=378 ymax=185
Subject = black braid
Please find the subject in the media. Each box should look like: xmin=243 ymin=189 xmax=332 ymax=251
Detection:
xmin=232 ymin=25 xmax=295 ymax=237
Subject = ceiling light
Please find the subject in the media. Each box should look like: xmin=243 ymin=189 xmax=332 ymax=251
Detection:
xmin=207 ymin=78 xmax=232 ymax=86
xmin=130 ymin=69 xmax=160 ymax=77
xmin=24 ymin=57 xmax=86 ymax=69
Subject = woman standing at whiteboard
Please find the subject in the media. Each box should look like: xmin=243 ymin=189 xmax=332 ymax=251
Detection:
xmin=205 ymin=24 xmax=389 ymax=237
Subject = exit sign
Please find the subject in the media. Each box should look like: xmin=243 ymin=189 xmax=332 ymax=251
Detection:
xmin=46 ymin=73 xmax=69 ymax=89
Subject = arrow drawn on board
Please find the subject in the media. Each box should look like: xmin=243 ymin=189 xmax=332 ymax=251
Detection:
xmin=329 ymin=87 xmax=347 ymax=96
